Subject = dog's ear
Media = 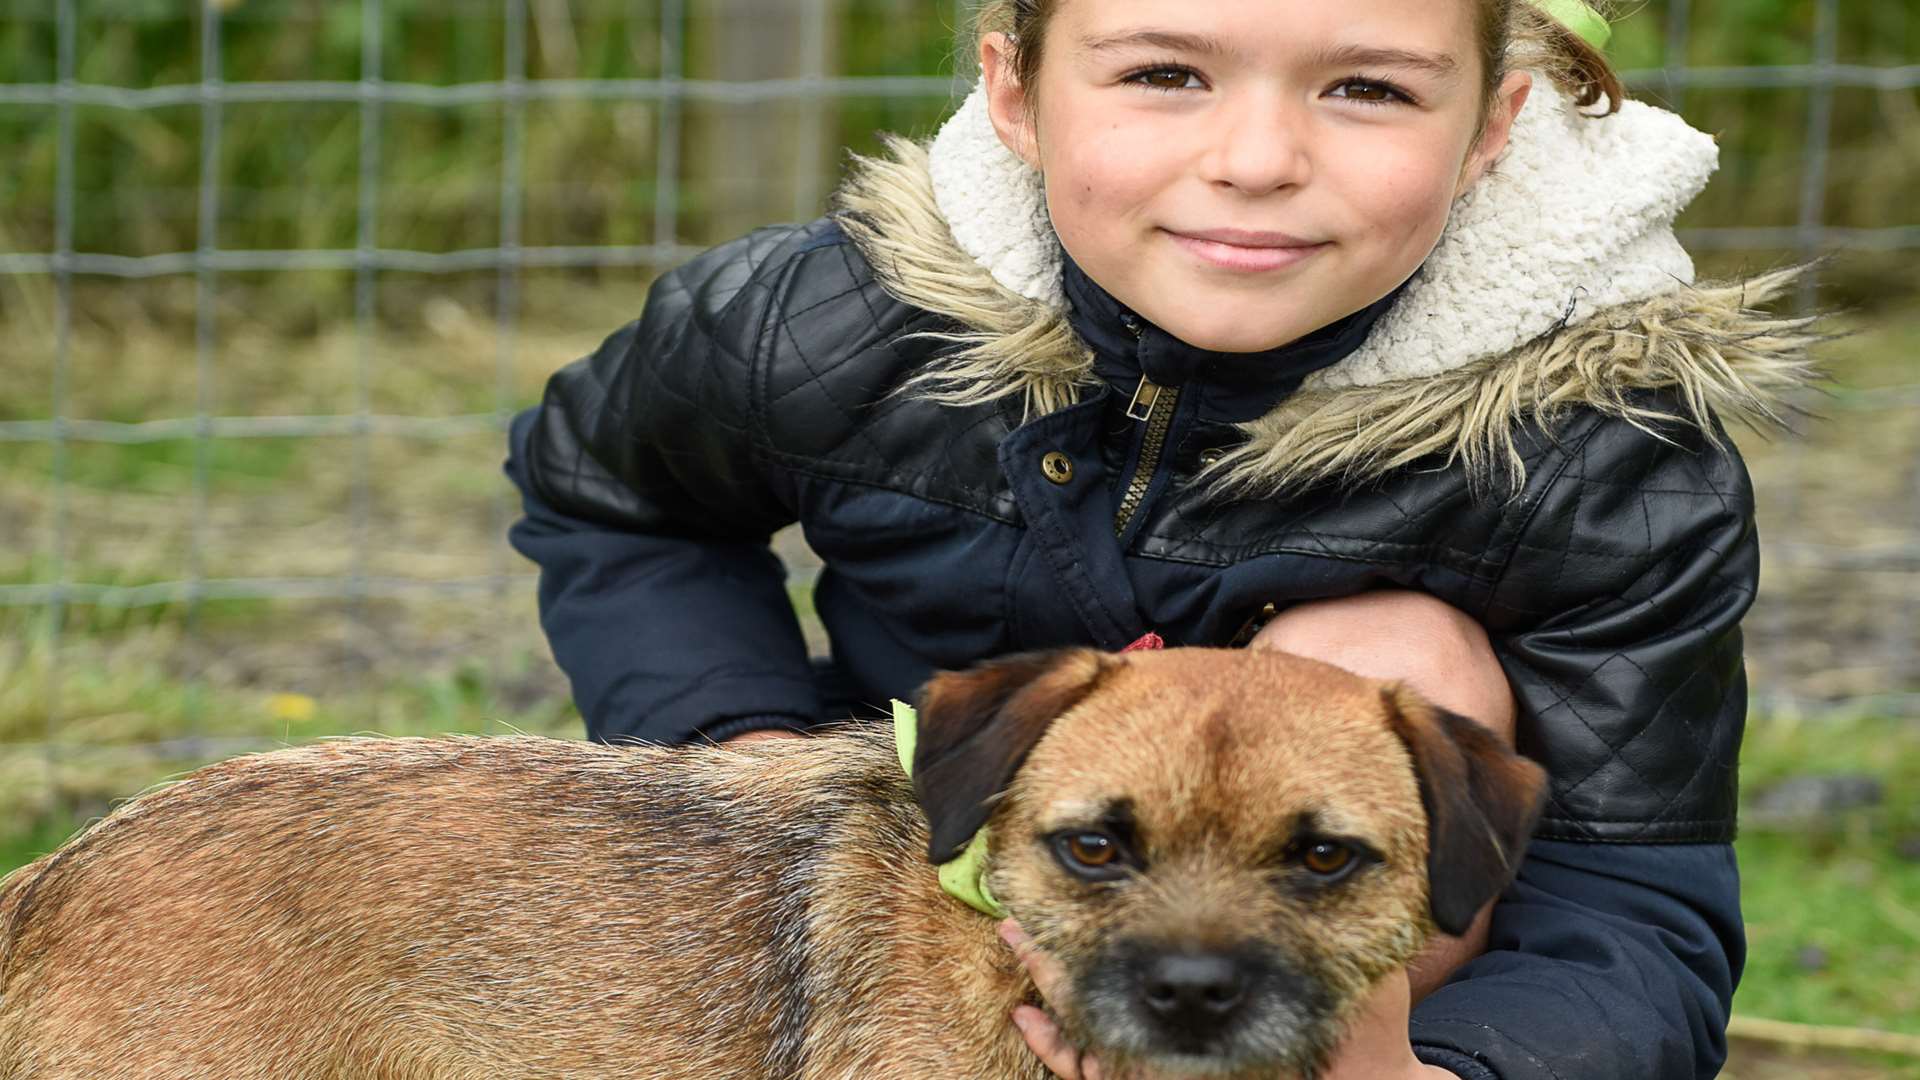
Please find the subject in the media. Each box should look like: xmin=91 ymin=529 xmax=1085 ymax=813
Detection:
xmin=912 ymin=648 xmax=1111 ymax=863
xmin=1381 ymin=685 xmax=1547 ymax=936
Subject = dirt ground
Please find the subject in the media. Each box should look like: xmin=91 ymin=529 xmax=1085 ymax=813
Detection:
xmin=1725 ymin=1039 xmax=1916 ymax=1079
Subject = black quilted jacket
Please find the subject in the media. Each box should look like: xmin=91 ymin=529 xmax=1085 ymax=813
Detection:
xmin=506 ymin=216 xmax=1754 ymax=1079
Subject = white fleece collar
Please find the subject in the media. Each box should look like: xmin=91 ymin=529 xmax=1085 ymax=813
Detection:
xmin=926 ymin=76 xmax=1719 ymax=389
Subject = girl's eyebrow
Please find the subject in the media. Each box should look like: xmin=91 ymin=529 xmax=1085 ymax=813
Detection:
xmin=1077 ymin=28 xmax=1461 ymax=83
xmin=1309 ymin=43 xmax=1462 ymax=80
xmin=1077 ymin=28 xmax=1239 ymax=59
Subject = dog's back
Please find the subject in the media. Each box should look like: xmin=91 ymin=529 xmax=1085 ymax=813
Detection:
xmin=0 ymin=729 xmax=916 ymax=1080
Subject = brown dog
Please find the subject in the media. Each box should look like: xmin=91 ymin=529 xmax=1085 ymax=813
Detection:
xmin=0 ymin=647 xmax=1544 ymax=1079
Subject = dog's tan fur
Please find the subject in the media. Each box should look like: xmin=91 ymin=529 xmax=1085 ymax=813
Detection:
xmin=0 ymin=648 xmax=1543 ymax=1079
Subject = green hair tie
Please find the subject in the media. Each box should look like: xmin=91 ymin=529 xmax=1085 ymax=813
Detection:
xmin=1534 ymin=0 xmax=1612 ymax=49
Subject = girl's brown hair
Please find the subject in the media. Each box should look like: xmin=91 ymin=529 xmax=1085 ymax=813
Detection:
xmin=973 ymin=0 xmax=1626 ymax=149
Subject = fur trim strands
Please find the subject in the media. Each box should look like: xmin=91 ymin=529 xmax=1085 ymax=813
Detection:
xmin=833 ymin=131 xmax=1095 ymax=422
xmin=828 ymin=75 xmax=1825 ymax=495
xmin=1207 ymin=267 xmax=1826 ymax=498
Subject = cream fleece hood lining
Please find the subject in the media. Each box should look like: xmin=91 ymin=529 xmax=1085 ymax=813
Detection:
xmin=828 ymin=76 xmax=1825 ymax=497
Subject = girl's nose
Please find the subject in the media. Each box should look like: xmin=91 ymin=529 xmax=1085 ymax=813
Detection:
xmin=1199 ymin=90 xmax=1313 ymax=194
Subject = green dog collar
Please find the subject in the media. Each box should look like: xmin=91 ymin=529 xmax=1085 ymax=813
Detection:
xmin=894 ymin=699 xmax=1007 ymax=919
xmin=1534 ymin=0 xmax=1612 ymax=49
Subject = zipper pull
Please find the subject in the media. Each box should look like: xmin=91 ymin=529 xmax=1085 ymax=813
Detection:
xmin=1119 ymin=312 xmax=1155 ymax=420
xmin=1125 ymin=375 xmax=1162 ymax=422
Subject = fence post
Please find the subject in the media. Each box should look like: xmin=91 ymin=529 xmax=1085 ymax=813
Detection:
xmin=353 ymin=0 xmax=384 ymax=675
xmin=495 ymin=0 xmax=527 ymax=621
xmin=656 ymin=0 xmax=687 ymax=252
xmin=187 ymin=0 xmax=225 ymax=724
xmin=692 ymin=0 xmax=842 ymax=238
xmin=46 ymin=0 xmax=77 ymax=819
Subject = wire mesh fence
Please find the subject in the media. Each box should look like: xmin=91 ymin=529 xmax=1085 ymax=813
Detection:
xmin=0 ymin=0 xmax=1915 ymax=787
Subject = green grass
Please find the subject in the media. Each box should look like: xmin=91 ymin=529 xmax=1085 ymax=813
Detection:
xmin=0 ymin=439 xmax=303 ymax=496
xmin=1733 ymin=715 xmax=1920 ymax=1037
xmin=0 ymin=816 xmax=82 ymax=887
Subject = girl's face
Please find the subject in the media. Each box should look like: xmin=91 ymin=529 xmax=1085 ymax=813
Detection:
xmin=981 ymin=0 xmax=1532 ymax=353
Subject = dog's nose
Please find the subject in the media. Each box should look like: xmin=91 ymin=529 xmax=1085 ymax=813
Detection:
xmin=1136 ymin=952 xmax=1248 ymax=1027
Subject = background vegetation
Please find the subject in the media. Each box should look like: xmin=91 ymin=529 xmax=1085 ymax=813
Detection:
xmin=0 ymin=1 xmax=1916 ymax=1074
xmin=0 ymin=0 xmax=1913 ymax=302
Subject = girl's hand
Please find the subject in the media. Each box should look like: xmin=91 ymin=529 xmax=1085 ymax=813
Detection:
xmin=1318 ymin=969 xmax=1458 ymax=1080
xmin=999 ymin=918 xmax=1147 ymax=1080
xmin=998 ymin=918 xmax=1455 ymax=1080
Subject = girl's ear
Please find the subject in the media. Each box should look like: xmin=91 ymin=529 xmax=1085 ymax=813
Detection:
xmin=1456 ymin=70 xmax=1534 ymax=197
xmin=979 ymin=30 xmax=1042 ymax=171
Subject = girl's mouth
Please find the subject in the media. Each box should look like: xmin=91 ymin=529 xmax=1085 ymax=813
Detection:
xmin=1164 ymin=230 xmax=1330 ymax=273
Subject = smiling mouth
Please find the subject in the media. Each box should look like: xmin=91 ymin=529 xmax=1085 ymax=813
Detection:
xmin=1164 ymin=229 xmax=1330 ymax=272
xmin=1169 ymin=227 xmax=1325 ymax=248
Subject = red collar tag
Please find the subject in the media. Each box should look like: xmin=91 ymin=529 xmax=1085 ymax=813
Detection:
xmin=1121 ymin=632 xmax=1165 ymax=653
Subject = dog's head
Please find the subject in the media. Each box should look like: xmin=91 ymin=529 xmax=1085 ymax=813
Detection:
xmin=910 ymin=646 xmax=1546 ymax=1078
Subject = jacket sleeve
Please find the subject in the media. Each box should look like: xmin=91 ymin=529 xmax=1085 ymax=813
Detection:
xmin=1488 ymin=407 xmax=1758 ymax=844
xmin=504 ymin=224 xmax=824 ymax=745
xmin=1408 ymin=408 xmax=1759 ymax=1078
xmin=1410 ymin=841 xmax=1742 ymax=1080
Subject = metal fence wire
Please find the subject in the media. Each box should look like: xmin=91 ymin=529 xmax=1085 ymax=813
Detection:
xmin=0 ymin=0 xmax=1916 ymax=764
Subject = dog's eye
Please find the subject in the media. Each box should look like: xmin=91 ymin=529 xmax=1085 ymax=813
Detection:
xmin=1301 ymin=841 xmax=1355 ymax=877
xmin=1067 ymin=832 xmax=1118 ymax=867
xmin=1048 ymin=830 xmax=1135 ymax=880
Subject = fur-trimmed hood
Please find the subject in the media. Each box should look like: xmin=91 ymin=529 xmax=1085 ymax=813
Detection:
xmin=829 ymin=76 xmax=1824 ymax=495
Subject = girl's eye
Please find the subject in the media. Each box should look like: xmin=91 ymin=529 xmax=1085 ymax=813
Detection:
xmin=1329 ymin=77 xmax=1413 ymax=107
xmin=1124 ymin=65 xmax=1202 ymax=93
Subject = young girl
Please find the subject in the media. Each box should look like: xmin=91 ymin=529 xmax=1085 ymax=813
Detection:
xmin=505 ymin=0 xmax=1820 ymax=1076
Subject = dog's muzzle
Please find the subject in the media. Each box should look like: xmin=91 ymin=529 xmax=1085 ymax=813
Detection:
xmin=1080 ymin=940 xmax=1335 ymax=1073
xmin=1136 ymin=950 xmax=1252 ymax=1041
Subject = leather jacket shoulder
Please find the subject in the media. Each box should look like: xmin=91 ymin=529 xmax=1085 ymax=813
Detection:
xmin=521 ymin=215 xmax=1757 ymax=842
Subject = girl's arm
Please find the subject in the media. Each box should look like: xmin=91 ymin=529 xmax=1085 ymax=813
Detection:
xmin=1410 ymin=841 xmax=1740 ymax=1079
xmin=1408 ymin=403 xmax=1759 ymax=1079
xmin=505 ymin=224 xmax=828 ymax=745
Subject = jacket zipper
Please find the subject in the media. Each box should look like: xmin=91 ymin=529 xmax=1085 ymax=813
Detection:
xmin=1112 ymin=313 xmax=1179 ymax=538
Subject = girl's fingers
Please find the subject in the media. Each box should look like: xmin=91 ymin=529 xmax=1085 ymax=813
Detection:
xmin=998 ymin=918 xmax=1073 ymax=1005
xmin=1014 ymin=1004 xmax=1087 ymax=1079
xmin=1002 ymin=921 xmax=1128 ymax=1080
xmin=1318 ymin=969 xmax=1421 ymax=1080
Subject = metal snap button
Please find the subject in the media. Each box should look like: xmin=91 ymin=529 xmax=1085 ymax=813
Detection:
xmin=1041 ymin=451 xmax=1074 ymax=485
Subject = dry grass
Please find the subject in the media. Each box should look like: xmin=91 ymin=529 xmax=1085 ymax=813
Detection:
xmin=1738 ymin=300 xmax=1920 ymax=704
